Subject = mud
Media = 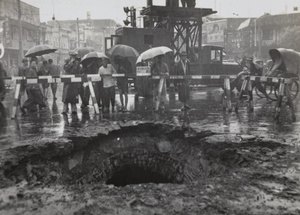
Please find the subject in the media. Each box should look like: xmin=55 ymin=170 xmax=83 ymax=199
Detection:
xmin=0 ymin=121 xmax=300 ymax=215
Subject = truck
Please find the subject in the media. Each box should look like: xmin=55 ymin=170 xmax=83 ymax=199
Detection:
xmin=105 ymin=3 xmax=241 ymax=95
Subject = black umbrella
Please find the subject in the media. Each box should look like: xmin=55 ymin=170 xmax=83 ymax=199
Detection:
xmin=106 ymin=44 xmax=139 ymax=58
xmin=25 ymin=45 xmax=57 ymax=57
xmin=74 ymin=47 xmax=94 ymax=58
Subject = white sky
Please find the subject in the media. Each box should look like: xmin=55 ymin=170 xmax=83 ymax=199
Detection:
xmin=22 ymin=0 xmax=300 ymax=24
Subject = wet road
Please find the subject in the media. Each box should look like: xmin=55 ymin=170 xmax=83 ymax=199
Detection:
xmin=0 ymin=83 xmax=300 ymax=149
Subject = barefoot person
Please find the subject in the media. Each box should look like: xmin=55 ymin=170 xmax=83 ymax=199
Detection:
xmin=98 ymin=58 xmax=116 ymax=113
xmin=115 ymin=56 xmax=132 ymax=111
xmin=151 ymin=55 xmax=169 ymax=110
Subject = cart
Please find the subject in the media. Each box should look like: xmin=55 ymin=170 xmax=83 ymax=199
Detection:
xmin=257 ymin=48 xmax=300 ymax=101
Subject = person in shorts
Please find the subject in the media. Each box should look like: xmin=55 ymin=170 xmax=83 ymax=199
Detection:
xmin=115 ymin=56 xmax=132 ymax=111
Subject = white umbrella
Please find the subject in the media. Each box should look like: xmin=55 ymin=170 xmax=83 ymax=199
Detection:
xmin=137 ymin=46 xmax=173 ymax=64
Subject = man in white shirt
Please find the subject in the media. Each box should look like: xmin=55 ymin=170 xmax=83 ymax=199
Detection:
xmin=98 ymin=58 xmax=116 ymax=112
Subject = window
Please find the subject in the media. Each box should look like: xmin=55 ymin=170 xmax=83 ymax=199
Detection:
xmin=144 ymin=34 xmax=154 ymax=45
xmin=211 ymin=50 xmax=221 ymax=62
xmin=262 ymin=29 xmax=273 ymax=40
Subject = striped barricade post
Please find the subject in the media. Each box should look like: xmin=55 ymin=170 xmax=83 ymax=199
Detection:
xmin=275 ymin=78 xmax=285 ymax=120
xmin=155 ymin=77 xmax=165 ymax=111
xmin=87 ymin=77 xmax=100 ymax=115
xmin=284 ymin=78 xmax=296 ymax=122
xmin=247 ymin=79 xmax=254 ymax=112
xmin=223 ymin=77 xmax=232 ymax=112
xmin=11 ymin=80 xmax=21 ymax=119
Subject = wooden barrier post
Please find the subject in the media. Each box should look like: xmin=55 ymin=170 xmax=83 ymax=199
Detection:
xmin=235 ymin=77 xmax=248 ymax=112
xmin=285 ymin=79 xmax=296 ymax=122
xmin=87 ymin=77 xmax=99 ymax=115
xmin=11 ymin=80 xmax=21 ymax=119
xmin=248 ymin=80 xmax=254 ymax=112
xmin=223 ymin=77 xmax=232 ymax=112
xmin=275 ymin=78 xmax=285 ymax=120
xmin=155 ymin=77 xmax=165 ymax=111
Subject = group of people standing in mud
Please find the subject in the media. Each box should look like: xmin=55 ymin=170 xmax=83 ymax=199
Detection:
xmin=13 ymin=50 xmax=133 ymax=115
xmin=0 ymin=47 xmax=270 ymax=116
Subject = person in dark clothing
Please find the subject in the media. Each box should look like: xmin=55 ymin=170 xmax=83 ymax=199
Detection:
xmin=0 ymin=61 xmax=6 ymax=102
xmin=230 ymin=57 xmax=269 ymax=98
xmin=37 ymin=60 xmax=50 ymax=100
xmin=18 ymin=58 xmax=29 ymax=106
xmin=48 ymin=59 xmax=60 ymax=100
xmin=174 ymin=51 xmax=192 ymax=111
xmin=20 ymin=59 xmax=47 ymax=114
xmin=181 ymin=0 xmax=196 ymax=7
xmin=80 ymin=59 xmax=101 ymax=110
xmin=62 ymin=51 xmax=80 ymax=114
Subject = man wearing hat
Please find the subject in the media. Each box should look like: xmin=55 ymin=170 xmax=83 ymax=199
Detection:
xmin=230 ymin=56 xmax=268 ymax=98
xmin=175 ymin=51 xmax=192 ymax=111
xmin=62 ymin=51 xmax=81 ymax=114
xmin=18 ymin=58 xmax=29 ymax=106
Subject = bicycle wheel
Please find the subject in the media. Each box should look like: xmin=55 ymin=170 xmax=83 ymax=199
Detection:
xmin=274 ymin=74 xmax=299 ymax=100
xmin=289 ymin=80 xmax=299 ymax=100
xmin=255 ymin=83 xmax=273 ymax=98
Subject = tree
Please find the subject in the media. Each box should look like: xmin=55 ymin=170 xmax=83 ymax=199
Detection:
xmin=280 ymin=26 xmax=300 ymax=51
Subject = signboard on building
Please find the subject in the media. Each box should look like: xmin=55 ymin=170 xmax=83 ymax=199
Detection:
xmin=206 ymin=19 xmax=227 ymax=47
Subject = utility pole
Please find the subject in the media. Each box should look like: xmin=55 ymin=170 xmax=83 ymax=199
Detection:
xmin=77 ymin=18 xmax=80 ymax=48
xmin=17 ymin=0 xmax=23 ymax=63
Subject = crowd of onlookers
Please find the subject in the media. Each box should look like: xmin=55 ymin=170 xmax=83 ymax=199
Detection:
xmin=0 ymin=49 xmax=273 ymax=116
xmin=0 ymin=50 xmax=135 ymax=115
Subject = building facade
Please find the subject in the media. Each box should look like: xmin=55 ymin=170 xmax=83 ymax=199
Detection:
xmin=256 ymin=13 xmax=300 ymax=60
xmin=0 ymin=0 xmax=41 ymax=73
xmin=47 ymin=18 xmax=119 ymax=53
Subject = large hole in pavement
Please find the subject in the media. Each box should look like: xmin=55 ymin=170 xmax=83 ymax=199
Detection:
xmin=1 ymin=122 xmax=267 ymax=188
xmin=103 ymin=150 xmax=184 ymax=187
xmin=0 ymin=122 xmax=294 ymax=215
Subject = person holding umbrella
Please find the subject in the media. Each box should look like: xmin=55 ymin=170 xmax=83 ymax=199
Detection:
xmin=37 ymin=60 xmax=50 ymax=100
xmin=151 ymin=54 xmax=169 ymax=110
xmin=62 ymin=51 xmax=80 ymax=114
xmin=106 ymin=44 xmax=139 ymax=112
xmin=98 ymin=58 xmax=116 ymax=113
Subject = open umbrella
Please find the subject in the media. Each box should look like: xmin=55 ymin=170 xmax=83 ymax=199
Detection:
xmin=80 ymin=52 xmax=108 ymax=64
xmin=25 ymin=44 xmax=57 ymax=57
xmin=106 ymin=44 xmax=139 ymax=58
xmin=138 ymin=46 xmax=173 ymax=63
xmin=74 ymin=47 xmax=94 ymax=58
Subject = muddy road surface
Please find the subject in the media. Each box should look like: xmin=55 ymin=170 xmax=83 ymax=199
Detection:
xmin=0 ymin=86 xmax=299 ymax=214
